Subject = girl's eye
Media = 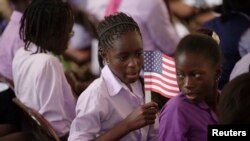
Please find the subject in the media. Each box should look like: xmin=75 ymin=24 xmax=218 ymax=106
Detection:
xmin=176 ymin=73 xmax=184 ymax=79
xmin=119 ymin=56 xmax=128 ymax=61
xmin=193 ymin=73 xmax=201 ymax=78
xmin=136 ymin=51 xmax=143 ymax=57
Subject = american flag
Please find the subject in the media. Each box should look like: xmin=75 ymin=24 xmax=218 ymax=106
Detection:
xmin=143 ymin=51 xmax=180 ymax=98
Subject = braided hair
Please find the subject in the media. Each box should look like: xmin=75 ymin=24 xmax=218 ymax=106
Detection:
xmin=96 ymin=12 xmax=141 ymax=68
xmin=19 ymin=0 xmax=74 ymax=55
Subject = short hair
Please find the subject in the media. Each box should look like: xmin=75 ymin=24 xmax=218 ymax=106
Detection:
xmin=174 ymin=33 xmax=222 ymax=67
xmin=219 ymin=72 xmax=250 ymax=124
xmin=96 ymin=12 xmax=141 ymax=68
xmin=19 ymin=0 xmax=74 ymax=55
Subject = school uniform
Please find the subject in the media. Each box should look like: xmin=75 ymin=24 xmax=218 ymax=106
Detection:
xmin=159 ymin=94 xmax=218 ymax=141
xmin=12 ymin=44 xmax=76 ymax=137
xmin=85 ymin=0 xmax=180 ymax=55
xmin=68 ymin=65 xmax=159 ymax=141
xmin=0 ymin=11 xmax=24 ymax=81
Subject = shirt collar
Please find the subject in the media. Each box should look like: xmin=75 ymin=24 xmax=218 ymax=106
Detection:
xmin=101 ymin=65 xmax=142 ymax=97
xmin=101 ymin=65 xmax=123 ymax=96
xmin=196 ymin=94 xmax=220 ymax=123
xmin=183 ymin=92 xmax=220 ymax=123
xmin=196 ymin=101 xmax=218 ymax=122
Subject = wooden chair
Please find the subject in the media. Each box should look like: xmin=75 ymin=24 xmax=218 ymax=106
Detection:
xmin=12 ymin=98 xmax=60 ymax=141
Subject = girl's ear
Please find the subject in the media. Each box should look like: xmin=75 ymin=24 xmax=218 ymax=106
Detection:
xmin=99 ymin=48 xmax=109 ymax=63
xmin=215 ymin=65 xmax=222 ymax=81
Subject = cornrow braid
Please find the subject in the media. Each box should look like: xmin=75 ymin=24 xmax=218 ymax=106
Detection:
xmin=97 ymin=12 xmax=141 ymax=68
xmin=19 ymin=0 xmax=74 ymax=55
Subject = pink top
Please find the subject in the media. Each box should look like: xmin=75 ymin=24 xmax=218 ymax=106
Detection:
xmin=0 ymin=11 xmax=24 ymax=80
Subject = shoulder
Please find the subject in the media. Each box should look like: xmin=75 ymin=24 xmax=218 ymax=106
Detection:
xmin=160 ymin=94 xmax=188 ymax=115
xmin=166 ymin=94 xmax=187 ymax=107
xmin=75 ymin=76 xmax=112 ymax=116
xmin=32 ymin=54 xmax=62 ymax=72
xmin=31 ymin=52 xmax=61 ymax=66
xmin=77 ymin=77 xmax=108 ymax=104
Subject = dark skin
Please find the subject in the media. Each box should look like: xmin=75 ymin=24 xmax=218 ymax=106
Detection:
xmin=175 ymin=52 xmax=221 ymax=111
xmin=101 ymin=31 xmax=144 ymax=91
xmin=96 ymin=31 xmax=158 ymax=141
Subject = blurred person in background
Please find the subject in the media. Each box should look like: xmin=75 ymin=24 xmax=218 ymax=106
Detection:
xmin=0 ymin=0 xmax=30 ymax=137
xmin=203 ymin=0 xmax=250 ymax=89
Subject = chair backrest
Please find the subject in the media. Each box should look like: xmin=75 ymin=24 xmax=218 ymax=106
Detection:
xmin=12 ymin=98 xmax=60 ymax=141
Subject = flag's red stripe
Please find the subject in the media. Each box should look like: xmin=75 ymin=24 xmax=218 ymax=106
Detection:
xmin=162 ymin=54 xmax=175 ymax=61
xmin=162 ymin=67 xmax=176 ymax=75
xmin=145 ymin=81 xmax=179 ymax=93
xmin=144 ymin=76 xmax=178 ymax=88
xmin=144 ymin=72 xmax=177 ymax=82
xmin=144 ymin=75 xmax=177 ymax=86
xmin=162 ymin=59 xmax=175 ymax=68
xmin=144 ymin=51 xmax=179 ymax=98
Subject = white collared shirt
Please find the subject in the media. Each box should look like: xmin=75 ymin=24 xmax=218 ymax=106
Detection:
xmin=12 ymin=44 xmax=76 ymax=137
xmin=68 ymin=65 xmax=159 ymax=141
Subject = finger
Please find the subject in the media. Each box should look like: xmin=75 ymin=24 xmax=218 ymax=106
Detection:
xmin=145 ymin=114 xmax=157 ymax=120
xmin=144 ymin=108 xmax=158 ymax=115
xmin=145 ymin=119 xmax=155 ymax=125
xmin=142 ymin=101 xmax=158 ymax=109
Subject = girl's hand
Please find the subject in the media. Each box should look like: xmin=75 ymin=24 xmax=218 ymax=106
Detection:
xmin=123 ymin=101 xmax=158 ymax=132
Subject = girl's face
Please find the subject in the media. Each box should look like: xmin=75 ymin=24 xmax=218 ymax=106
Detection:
xmin=103 ymin=31 xmax=143 ymax=85
xmin=175 ymin=52 xmax=220 ymax=103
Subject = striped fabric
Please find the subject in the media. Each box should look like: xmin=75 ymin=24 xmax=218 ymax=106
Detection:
xmin=144 ymin=51 xmax=180 ymax=98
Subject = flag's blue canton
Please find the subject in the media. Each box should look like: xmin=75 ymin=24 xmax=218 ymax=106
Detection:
xmin=144 ymin=51 xmax=162 ymax=73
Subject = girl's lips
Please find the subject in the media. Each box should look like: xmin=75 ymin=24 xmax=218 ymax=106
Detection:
xmin=126 ymin=73 xmax=138 ymax=79
xmin=185 ymin=93 xmax=197 ymax=100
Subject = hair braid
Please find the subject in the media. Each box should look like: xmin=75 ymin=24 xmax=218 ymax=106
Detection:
xmin=20 ymin=0 xmax=74 ymax=55
xmin=97 ymin=12 xmax=141 ymax=68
